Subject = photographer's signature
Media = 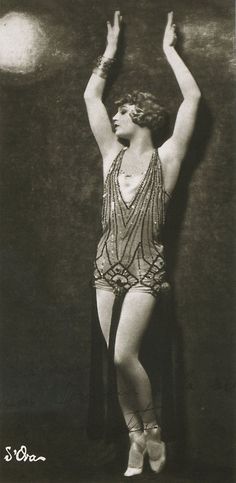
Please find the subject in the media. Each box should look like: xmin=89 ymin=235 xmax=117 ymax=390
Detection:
xmin=4 ymin=445 xmax=46 ymax=462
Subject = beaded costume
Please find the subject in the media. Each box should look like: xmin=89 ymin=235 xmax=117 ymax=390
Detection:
xmin=93 ymin=147 xmax=171 ymax=297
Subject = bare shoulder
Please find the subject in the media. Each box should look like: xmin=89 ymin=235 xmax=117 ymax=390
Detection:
xmin=158 ymin=140 xmax=182 ymax=195
xmin=102 ymin=141 xmax=124 ymax=180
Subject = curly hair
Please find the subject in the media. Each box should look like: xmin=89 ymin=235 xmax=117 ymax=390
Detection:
xmin=115 ymin=90 xmax=169 ymax=135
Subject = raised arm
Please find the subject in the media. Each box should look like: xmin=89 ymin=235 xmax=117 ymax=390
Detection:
xmin=84 ymin=11 xmax=122 ymax=168
xmin=159 ymin=12 xmax=201 ymax=192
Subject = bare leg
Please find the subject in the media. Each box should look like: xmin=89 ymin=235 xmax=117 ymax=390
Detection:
xmin=96 ymin=288 xmax=115 ymax=346
xmin=96 ymin=288 xmax=142 ymax=431
xmin=114 ymin=291 xmax=159 ymax=431
xmin=96 ymin=288 xmax=165 ymax=476
xmin=114 ymin=291 xmax=165 ymax=476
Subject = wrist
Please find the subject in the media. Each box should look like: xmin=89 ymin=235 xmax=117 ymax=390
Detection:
xmin=163 ymin=45 xmax=176 ymax=58
xmin=104 ymin=43 xmax=117 ymax=58
xmin=93 ymin=55 xmax=116 ymax=80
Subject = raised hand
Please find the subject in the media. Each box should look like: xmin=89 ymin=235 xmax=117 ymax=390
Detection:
xmin=163 ymin=11 xmax=177 ymax=52
xmin=106 ymin=10 xmax=122 ymax=52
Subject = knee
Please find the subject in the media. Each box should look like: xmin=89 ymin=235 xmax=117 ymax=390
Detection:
xmin=114 ymin=350 xmax=137 ymax=372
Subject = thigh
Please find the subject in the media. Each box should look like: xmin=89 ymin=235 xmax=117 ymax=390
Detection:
xmin=115 ymin=291 xmax=157 ymax=358
xmin=96 ymin=288 xmax=116 ymax=346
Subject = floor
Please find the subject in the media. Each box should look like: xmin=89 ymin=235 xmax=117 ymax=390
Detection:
xmin=0 ymin=411 xmax=234 ymax=483
xmin=0 ymin=465 xmax=234 ymax=483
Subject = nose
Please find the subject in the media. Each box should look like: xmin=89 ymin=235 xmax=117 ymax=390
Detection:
xmin=113 ymin=112 xmax=119 ymax=121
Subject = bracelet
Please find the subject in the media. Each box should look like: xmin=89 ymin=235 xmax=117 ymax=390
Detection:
xmin=93 ymin=55 xmax=115 ymax=79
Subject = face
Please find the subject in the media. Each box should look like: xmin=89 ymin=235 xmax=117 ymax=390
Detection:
xmin=112 ymin=104 xmax=138 ymax=139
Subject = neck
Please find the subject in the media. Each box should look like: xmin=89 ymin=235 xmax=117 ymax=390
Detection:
xmin=127 ymin=129 xmax=154 ymax=155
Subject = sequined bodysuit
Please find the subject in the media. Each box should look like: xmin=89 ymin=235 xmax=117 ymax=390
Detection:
xmin=93 ymin=148 xmax=170 ymax=297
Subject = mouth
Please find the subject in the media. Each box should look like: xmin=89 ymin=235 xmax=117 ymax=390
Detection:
xmin=113 ymin=122 xmax=119 ymax=132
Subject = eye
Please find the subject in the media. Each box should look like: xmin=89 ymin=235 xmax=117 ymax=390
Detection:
xmin=120 ymin=107 xmax=127 ymax=115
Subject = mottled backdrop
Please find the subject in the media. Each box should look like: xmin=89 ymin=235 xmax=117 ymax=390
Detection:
xmin=0 ymin=0 xmax=234 ymax=482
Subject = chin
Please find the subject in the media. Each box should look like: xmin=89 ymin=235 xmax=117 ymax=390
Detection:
xmin=116 ymin=131 xmax=129 ymax=140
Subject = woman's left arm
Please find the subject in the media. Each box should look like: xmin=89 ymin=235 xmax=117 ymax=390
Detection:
xmin=160 ymin=12 xmax=201 ymax=169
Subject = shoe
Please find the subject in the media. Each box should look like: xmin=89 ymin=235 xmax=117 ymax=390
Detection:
xmin=144 ymin=425 xmax=166 ymax=473
xmin=124 ymin=431 xmax=146 ymax=477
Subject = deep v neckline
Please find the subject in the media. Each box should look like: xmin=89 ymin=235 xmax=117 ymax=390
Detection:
xmin=116 ymin=149 xmax=155 ymax=209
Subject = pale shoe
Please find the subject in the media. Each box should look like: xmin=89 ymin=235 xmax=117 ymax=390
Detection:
xmin=144 ymin=425 xmax=166 ymax=473
xmin=124 ymin=431 xmax=146 ymax=477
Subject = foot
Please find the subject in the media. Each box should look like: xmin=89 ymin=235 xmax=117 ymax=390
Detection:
xmin=124 ymin=431 xmax=146 ymax=477
xmin=144 ymin=425 xmax=166 ymax=473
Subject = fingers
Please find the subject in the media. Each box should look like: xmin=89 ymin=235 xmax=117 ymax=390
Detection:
xmin=113 ymin=10 xmax=122 ymax=27
xmin=107 ymin=10 xmax=122 ymax=31
xmin=166 ymin=11 xmax=177 ymax=37
xmin=114 ymin=10 xmax=119 ymax=24
xmin=167 ymin=11 xmax=174 ymax=26
xmin=107 ymin=21 xmax=112 ymax=34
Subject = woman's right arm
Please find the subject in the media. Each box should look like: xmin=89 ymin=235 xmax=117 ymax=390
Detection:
xmin=84 ymin=11 xmax=122 ymax=165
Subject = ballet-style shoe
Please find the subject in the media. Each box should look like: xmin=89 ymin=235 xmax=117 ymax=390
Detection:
xmin=124 ymin=431 xmax=146 ymax=477
xmin=144 ymin=425 xmax=166 ymax=473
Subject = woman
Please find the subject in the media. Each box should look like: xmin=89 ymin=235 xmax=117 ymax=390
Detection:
xmin=84 ymin=10 xmax=201 ymax=477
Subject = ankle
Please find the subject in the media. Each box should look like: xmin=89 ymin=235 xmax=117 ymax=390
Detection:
xmin=144 ymin=424 xmax=162 ymax=441
xmin=143 ymin=421 xmax=160 ymax=431
xmin=128 ymin=430 xmax=144 ymax=443
xmin=128 ymin=426 xmax=143 ymax=436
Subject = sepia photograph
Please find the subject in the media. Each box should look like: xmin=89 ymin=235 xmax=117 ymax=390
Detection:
xmin=0 ymin=1 xmax=234 ymax=482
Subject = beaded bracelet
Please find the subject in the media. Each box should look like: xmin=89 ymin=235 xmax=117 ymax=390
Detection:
xmin=93 ymin=55 xmax=115 ymax=79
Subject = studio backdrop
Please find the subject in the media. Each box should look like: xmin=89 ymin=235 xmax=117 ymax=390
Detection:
xmin=0 ymin=0 xmax=234 ymax=482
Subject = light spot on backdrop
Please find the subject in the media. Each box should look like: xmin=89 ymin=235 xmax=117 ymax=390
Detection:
xmin=0 ymin=12 xmax=48 ymax=74
xmin=0 ymin=9 xmax=77 ymax=83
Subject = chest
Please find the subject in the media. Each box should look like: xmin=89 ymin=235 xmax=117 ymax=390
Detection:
xmin=117 ymin=173 xmax=145 ymax=204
